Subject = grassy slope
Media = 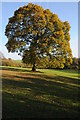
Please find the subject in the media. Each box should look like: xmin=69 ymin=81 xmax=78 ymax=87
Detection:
xmin=14 ymin=60 xmax=22 ymax=63
xmin=1 ymin=66 xmax=80 ymax=118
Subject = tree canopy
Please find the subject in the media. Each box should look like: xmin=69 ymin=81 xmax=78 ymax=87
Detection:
xmin=5 ymin=3 xmax=73 ymax=71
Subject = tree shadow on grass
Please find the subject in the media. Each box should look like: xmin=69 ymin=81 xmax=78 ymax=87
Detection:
xmin=2 ymin=76 xmax=79 ymax=101
xmin=44 ymin=75 xmax=80 ymax=86
xmin=13 ymin=73 xmax=80 ymax=93
xmin=2 ymin=90 xmax=79 ymax=119
xmin=2 ymin=93 xmax=74 ymax=119
xmin=2 ymin=72 xmax=80 ymax=118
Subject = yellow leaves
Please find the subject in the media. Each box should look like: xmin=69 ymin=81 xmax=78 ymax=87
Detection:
xmin=62 ymin=58 xmax=65 ymax=63
xmin=15 ymin=31 xmax=20 ymax=36
xmin=32 ymin=30 xmax=36 ymax=35
xmin=49 ymin=47 xmax=52 ymax=52
xmin=53 ymin=58 xmax=56 ymax=63
xmin=27 ymin=3 xmax=44 ymax=13
xmin=60 ymin=64 xmax=64 ymax=69
xmin=45 ymin=38 xmax=48 ymax=42
xmin=60 ymin=30 xmax=64 ymax=36
xmin=54 ymin=39 xmax=62 ymax=45
xmin=54 ymin=30 xmax=64 ymax=39
xmin=34 ymin=12 xmax=39 ymax=18
xmin=47 ymin=22 xmax=54 ymax=30
xmin=34 ymin=12 xmax=46 ymax=29
xmin=28 ymin=27 xmax=32 ymax=33
xmin=42 ymin=41 xmax=48 ymax=47
xmin=41 ymin=30 xmax=44 ymax=35
xmin=34 ymin=12 xmax=45 ymax=21
xmin=27 ymin=3 xmax=33 ymax=9
xmin=44 ymin=9 xmax=52 ymax=15
xmin=61 ymin=43 xmax=65 ymax=47
xmin=17 ymin=14 xmax=24 ymax=19
xmin=51 ymin=36 xmax=55 ymax=41
xmin=58 ymin=40 xmax=62 ymax=44
xmin=53 ymin=14 xmax=58 ymax=19
xmin=69 ymin=58 xmax=73 ymax=64
xmin=66 ymin=35 xmax=70 ymax=41
xmin=43 ymin=43 xmax=45 ymax=46
xmin=52 ymin=59 xmax=61 ymax=68
xmin=54 ymin=31 xmax=58 ymax=37
xmin=64 ymin=21 xmax=71 ymax=31
xmin=34 ymin=4 xmax=44 ymax=11
xmin=54 ymin=39 xmax=58 ymax=44
xmin=9 ymin=17 xmax=16 ymax=23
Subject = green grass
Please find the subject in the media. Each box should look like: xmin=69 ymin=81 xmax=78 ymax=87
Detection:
xmin=1 ymin=66 xmax=80 ymax=118
xmin=14 ymin=60 xmax=22 ymax=63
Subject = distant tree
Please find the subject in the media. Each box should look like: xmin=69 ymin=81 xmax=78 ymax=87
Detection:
xmin=78 ymin=58 xmax=80 ymax=69
xmin=8 ymin=58 xmax=12 ymax=60
xmin=70 ymin=57 xmax=78 ymax=69
xmin=5 ymin=3 xmax=73 ymax=71
xmin=73 ymin=57 xmax=78 ymax=65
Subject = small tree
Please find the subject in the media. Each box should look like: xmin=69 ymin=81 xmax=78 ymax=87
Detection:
xmin=5 ymin=3 xmax=73 ymax=71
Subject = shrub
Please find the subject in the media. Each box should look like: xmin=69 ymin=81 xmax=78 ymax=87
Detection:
xmin=1 ymin=58 xmax=26 ymax=67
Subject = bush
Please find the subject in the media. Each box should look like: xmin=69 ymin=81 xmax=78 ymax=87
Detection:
xmin=69 ymin=57 xmax=79 ymax=69
xmin=1 ymin=58 xmax=26 ymax=67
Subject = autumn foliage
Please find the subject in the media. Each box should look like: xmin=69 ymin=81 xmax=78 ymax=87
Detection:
xmin=5 ymin=3 xmax=73 ymax=71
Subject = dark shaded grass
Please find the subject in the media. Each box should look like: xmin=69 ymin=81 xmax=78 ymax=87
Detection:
xmin=3 ymin=76 xmax=79 ymax=100
xmin=3 ymin=91 xmax=79 ymax=118
xmin=2 ymin=67 xmax=80 ymax=118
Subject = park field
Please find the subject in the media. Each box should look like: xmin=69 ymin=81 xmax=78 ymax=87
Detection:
xmin=1 ymin=66 xmax=80 ymax=118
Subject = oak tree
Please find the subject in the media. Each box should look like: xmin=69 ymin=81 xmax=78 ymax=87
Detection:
xmin=5 ymin=3 xmax=73 ymax=71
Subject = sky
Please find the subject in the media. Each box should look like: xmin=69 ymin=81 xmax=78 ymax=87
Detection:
xmin=1 ymin=2 xmax=78 ymax=60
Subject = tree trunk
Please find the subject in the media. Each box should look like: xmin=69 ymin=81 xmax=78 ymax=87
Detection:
xmin=32 ymin=61 xmax=36 ymax=72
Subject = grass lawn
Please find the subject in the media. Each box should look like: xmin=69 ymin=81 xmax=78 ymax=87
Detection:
xmin=1 ymin=66 xmax=80 ymax=118
xmin=14 ymin=60 xmax=22 ymax=63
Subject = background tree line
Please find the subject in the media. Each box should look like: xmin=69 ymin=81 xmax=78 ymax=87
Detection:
xmin=0 ymin=57 xmax=80 ymax=70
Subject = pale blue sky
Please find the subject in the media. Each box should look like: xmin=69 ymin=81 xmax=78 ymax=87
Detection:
xmin=1 ymin=2 xmax=78 ymax=60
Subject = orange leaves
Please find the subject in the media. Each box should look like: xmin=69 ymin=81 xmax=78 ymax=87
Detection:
xmin=44 ymin=9 xmax=52 ymax=15
xmin=9 ymin=16 xmax=16 ymax=23
xmin=65 ymin=34 xmax=70 ymax=41
xmin=17 ymin=14 xmax=24 ymax=19
xmin=62 ymin=42 xmax=65 ymax=47
xmin=53 ymin=30 xmax=64 ymax=39
xmin=34 ymin=12 xmax=46 ymax=29
xmin=47 ymin=22 xmax=54 ymax=32
xmin=62 ymin=58 xmax=65 ymax=63
xmin=15 ymin=31 xmax=20 ymax=37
